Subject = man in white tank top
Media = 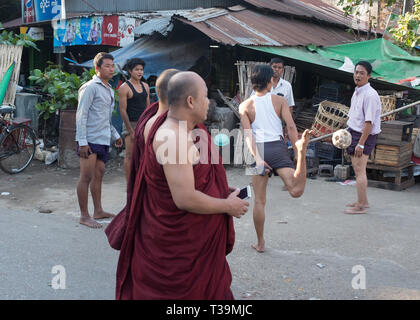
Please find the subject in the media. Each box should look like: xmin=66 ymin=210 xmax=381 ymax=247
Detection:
xmin=239 ymin=64 xmax=313 ymax=253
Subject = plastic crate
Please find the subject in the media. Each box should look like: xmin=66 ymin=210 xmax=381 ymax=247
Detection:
xmin=306 ymin=141 xmax=320 ymax=158
xmin=317 ymin=142 xmax=342 ymax=160
xmin=319 ymin=84 xmax=340 ymax=101
xmin=306 ymin=156 xmax=319 ymax=169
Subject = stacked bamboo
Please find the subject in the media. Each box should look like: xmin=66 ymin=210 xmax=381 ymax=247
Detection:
xmin=294 ymin=110 xmax=315 ymax=132
xmin=0 ymin=44 xmax=23 ymax=106
xmin=236 ymin=60 xmax=296 ymax=102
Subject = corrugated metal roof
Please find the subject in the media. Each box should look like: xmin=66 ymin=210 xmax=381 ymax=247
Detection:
xmin=134 ymin=16 xmax=173 ymax=36
xmin=176 ymin=8 xmax=356 ymax=47
xmin=243 ymin=0 xmax=369 ymax=32
xmin=176 ymin=7 xmax=229 ymax=22
xmin=65 ymin=0 xmax=240 ymax=13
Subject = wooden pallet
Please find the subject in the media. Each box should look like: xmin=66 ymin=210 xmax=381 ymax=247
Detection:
xmin=373 ymin=142 xmax=413 ymax=167
xmin=366 ymin=163 xmax=415 ymax=191
xmin=377 ymin=120 xmax=413 ymax=145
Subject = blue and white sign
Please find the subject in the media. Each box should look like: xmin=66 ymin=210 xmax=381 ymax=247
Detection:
xmin=33 ymin=0 xmax=64 ymax=22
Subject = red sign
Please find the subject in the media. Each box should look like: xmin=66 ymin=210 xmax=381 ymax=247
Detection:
xmin=102 ymin=16 xmax=119 ymax=46
xmin=23 ymin=0 xmax=35 ymax=24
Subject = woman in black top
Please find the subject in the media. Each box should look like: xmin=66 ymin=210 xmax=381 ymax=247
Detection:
xmin=118 ymin=58 xmax=150 ymax=181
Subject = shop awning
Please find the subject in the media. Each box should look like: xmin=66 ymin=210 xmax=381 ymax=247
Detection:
xmin=245 ymin=38 xmax=420 ymax=90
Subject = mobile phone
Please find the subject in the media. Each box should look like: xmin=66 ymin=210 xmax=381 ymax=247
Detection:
xmin=238 ymin=185 xmax=252 ymax=200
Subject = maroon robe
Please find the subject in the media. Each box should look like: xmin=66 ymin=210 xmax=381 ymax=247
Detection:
xmin=115 ymin=112 xmax=235 ymax=300
xmin=105 ymin=102 xmax=159 ymax=250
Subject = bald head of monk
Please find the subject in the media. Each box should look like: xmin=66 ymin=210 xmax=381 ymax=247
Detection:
xmin=167 ymin=71 xmax=209 ymax=123
xmin=156 ymin=69 xmax=179 ymax=105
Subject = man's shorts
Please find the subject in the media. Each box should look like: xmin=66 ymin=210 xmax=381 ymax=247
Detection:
xmin=76 ymin=142 xmax=109 ymax=164
xmin=122 ymin=121 xmax=138 ymax=138
xmin=346 ymin=128 xmax=377 ymax=156
xmin=252 ymin=139 xmax=294 ymax=176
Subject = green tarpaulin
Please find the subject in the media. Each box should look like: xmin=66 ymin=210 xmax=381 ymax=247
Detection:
xmin=0 ymin=61 xmax=15 ymax=104
xmin=245 ymin=38 xmax=420 ymax=90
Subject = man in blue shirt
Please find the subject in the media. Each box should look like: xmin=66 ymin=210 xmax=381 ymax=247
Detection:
xmin=76 ymin=52 xmax=123 ymax=228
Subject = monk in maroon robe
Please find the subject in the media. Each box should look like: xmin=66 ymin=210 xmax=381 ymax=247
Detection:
xmin=105 ymin=69 xmax=180 ymax=250
xmin=115 ymin=71 xmax=249 ymax=299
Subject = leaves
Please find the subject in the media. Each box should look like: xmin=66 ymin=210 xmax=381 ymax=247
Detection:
xmin=0 ymin=30 xmax=39 ymax=51
xmin=337 ymin=0 xmax=419 ymax=53
xmin=31 ymin=65 xmax=94 ymax=119
xmin=337 ymin=0 xmax=397 ymax=16
xmin=388 ymin=0 xmax=420 ymax=51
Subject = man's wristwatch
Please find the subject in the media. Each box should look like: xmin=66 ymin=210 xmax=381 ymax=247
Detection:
xmin=357 ymin=144 xmax=365 ymax=149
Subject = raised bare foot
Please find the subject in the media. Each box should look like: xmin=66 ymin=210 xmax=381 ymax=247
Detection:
xmin=93 ymin=211 xmax=115 ymax=220
xmin=80 ymin=216 xmax=103 ymax=228
xmin=282 ymin=185 xmax=288 ymax=191
xmin=344 ymin=206 xmax=366 ymax=214
xmin=346 ymin=202 xmax=370 ymax=208
xmin=251 ymin=243 xmax=265 ymax=253
xmin=295 ymin=129 xmax=314 ymax=152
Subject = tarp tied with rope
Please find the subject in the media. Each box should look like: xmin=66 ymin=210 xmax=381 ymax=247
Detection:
xmin=246 ymin=38 xmax=420 ymax=90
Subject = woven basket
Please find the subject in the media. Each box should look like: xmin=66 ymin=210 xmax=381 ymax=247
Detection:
xmin=311 ymin=100 xmax=349 ymax=137
xmin=380 ymin=95 xmax=396 ymax=121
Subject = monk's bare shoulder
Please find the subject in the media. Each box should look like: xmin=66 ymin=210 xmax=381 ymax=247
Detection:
xmin=153 ymin=121 xmax=180 ymax=164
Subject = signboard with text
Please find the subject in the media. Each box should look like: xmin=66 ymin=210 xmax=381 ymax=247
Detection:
xmin=22 ymin=0 xmax=64 ymax=24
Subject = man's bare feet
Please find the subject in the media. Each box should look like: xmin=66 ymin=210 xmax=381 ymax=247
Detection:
xmin=346 ymin=202 xmax=370 ymax=208
xmin=93 ymin=211 xmax=115 ymax=220
xmin=80 ymin=216 xmax=103 ymax=228
xmin=344 ymin=206 xmax=367 ymax=214
xmin=252 ymin=243 xmax=265 ymax=253
xmin=295 ymin=129 xmax=314 ymax=152
xmin=282 ymin=185 xmax=288 ymax=191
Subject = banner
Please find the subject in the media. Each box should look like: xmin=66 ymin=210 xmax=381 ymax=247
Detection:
xmin=53 ymin=18 xmax=81 ymax=46
xmin=80 ymin=16 xmax=103 ymax=45
xmin=102 ymin=16 xmax=119 ymax=46
xmin=53 ymin=17 xmax=104 ymax=47
xmin=22 ymin=0 xmax=64 ymax=23
xmin=53 ymin=15 xmax=137 ymax=47
xmin=118 ymin=16 xmax=135 ymax=47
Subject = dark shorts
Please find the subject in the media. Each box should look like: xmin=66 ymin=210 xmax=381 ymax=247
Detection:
xmin=76 ymin=142 xmax=110 ymax=163
xmin=346 ymin=128 xmax=377 ymax=156
xmin=252 ymin=139 xmax=294 ymax=176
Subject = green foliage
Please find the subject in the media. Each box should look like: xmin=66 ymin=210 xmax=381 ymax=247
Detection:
xmin=388 ymin=0 xmax=420 ymax=50
xmin=337 ymin=0 xmax=420 ymax=53
xmin=338 ymin=0 xmax=396 ymax=17
xmin=0 ymin=30 xmax=39 ymax=51
xmin=28 ymin=63 xmax=94 ymax=120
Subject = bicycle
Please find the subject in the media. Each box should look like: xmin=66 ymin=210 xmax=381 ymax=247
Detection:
xmin=0 ymin=105 xmax=37 ymax=174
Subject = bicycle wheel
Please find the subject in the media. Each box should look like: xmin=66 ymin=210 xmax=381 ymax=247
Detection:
xmin=0 ymin=124 xmax=36 ymax=174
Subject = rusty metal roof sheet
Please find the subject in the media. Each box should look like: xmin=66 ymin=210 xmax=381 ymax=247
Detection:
xmin=243 ymin=0 xmax=368 ymax=32
xmin=175 ymin=7 xmax=229 ymax=22
xmin=177 ymin=9 xmax=357 ymax=47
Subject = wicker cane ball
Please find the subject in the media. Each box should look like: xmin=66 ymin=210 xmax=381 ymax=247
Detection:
xmin=332 ymin=129 xmax=352 ymax=149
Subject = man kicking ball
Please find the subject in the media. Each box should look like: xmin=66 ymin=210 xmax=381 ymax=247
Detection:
xmin=239 ymin=64 xmax=313 ymax=252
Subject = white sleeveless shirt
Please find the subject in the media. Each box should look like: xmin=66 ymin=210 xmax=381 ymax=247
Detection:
xmin=251 ymin=93 xmax=284 ymax=143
